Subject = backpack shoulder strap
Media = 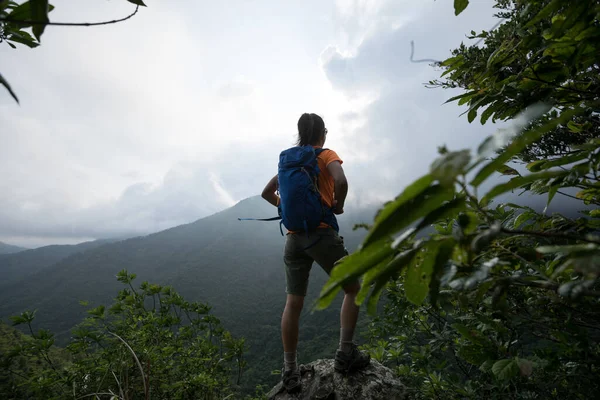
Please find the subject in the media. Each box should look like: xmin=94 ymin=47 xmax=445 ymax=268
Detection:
xmin=314 ymin=147 xmax=329 ymax=157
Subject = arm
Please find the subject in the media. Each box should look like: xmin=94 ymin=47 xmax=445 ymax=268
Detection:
xmin=327 ymin=161 xmax=348 ymax=214
xmin=261 ymin=174 xmax=279 ymax=207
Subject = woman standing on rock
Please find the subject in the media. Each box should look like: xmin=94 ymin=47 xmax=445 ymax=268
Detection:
xmin=261 ymin=113 xmax=371 ymax=393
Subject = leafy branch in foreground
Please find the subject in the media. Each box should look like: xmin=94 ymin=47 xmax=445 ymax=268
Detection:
xmin=318 ymin=0 xmax=600 ymax=398
xmin=0 ymin=0 xmax=146 ymax=103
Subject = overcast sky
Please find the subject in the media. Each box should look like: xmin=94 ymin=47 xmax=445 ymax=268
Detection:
xmin=1 ymin=0 xmax=506 ymax=248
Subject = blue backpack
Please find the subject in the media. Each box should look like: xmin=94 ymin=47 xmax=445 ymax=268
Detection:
xmin=277 ymin=145 xmax=338 ymax=234
xmin=239 ymin=145 xmax=338 ymax=235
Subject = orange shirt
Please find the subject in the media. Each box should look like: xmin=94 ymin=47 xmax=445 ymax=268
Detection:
xmin=285 ymin=147 xmax=343 ymax=233
xmin=314 ymin=147 xmax=343 ymax=209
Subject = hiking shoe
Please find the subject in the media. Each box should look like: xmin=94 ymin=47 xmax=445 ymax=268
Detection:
xmin=281 ymin=367 xmax=301 ymax=393
xmin=334 ymin=343 xmax=371 ymax=373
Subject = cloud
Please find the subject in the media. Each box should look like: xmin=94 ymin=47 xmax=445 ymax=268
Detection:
xmin=2 ymin=1 xmax=322 ymax=246
xmin=0 ymin=161 xmax=232 ymax=241
xmin=322 ymin=0 xmax=501 ymax=204
xmin=217 ymin=79 xmax=255 ymax=99
xmin=1 ymin=0 xmax=539 ymax=248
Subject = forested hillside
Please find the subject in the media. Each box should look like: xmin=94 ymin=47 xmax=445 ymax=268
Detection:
xmin=0 ymin=239 xmax=115 ymax=290
xmin=0 ymin=195 xmax=374 ymax=393
xmin=3 ymin=0 xmax=598 ymax=398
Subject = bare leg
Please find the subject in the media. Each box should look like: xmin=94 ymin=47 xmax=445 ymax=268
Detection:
xmin=339 ymin=282 xmax=361 ymax=351
xmin=282 ymin=294 xmax=305 ymax=370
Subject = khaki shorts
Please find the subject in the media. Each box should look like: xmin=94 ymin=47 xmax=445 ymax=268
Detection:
xmin=283 ymin=227 xmax=355 ymax=296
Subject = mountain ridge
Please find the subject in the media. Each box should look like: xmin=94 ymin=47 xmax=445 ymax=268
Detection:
xmin=0 ymin=238 xmax=118 ymax=290
xmin=0 ymin=241 xmax=27 ymax=255
xmin=0 ymin=195 xmax=376 ymax=393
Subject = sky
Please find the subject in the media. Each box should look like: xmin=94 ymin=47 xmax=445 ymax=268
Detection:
xmin=0 ymin=0 xmax=507 ymax=248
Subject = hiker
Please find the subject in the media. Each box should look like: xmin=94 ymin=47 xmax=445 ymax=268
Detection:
xmin=261 ymin=112 xmax=370 ymax=393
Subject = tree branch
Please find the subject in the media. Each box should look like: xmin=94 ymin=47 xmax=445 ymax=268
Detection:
xmin=512 ymin=277 xmax=600 ymax=297
xmin=0 ymin=6 xmax=139 ymax=27
xmin=410 ymin=40 xmax=442 ymax=64
xmin=501 ymin=227 xmax=600 ymax=244
xmin=523 ymin=74 xmax=597 ymax=97
xmin=496 ymin=243 xmax=552 ymax=281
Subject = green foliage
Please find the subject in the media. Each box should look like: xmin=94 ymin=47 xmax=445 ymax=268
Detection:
xmin=454 ymin=0 xmax=470 ymax=16
xmin=318 ymin=0 xmax=600 ymax=398
xmin=1 ymin=270 xmax=246 ymax=399
xmin=435 ymin=0 xmax=600 ymax=162
xmin=0 ymin=198 xmax=373 ymax=396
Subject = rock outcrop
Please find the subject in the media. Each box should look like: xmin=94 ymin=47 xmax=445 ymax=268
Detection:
xmin=267 ymin=359 xmax=407 ymax=400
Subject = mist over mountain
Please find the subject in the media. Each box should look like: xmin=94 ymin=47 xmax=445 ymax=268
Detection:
xmin=0 ymin=241 xmax=27 ymax=255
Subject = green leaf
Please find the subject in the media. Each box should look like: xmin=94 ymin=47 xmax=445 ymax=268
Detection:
xmin=481 ymin=170 xmax=568 ymax=206
xmin=359 ymin=245 xmax=423 ymax=314
xmin=496 ymin=164 xmax=520 ymax=176
xmin=8 ymin=31 xmax=40 ymax=48
xmin=475 ymin=279 xmax=495 ymax=303
xmin=467 ymin=107 xmax=478 ymax=123
xmin=457 ymin=210 xmax=480 ymax=234
xmin=369 ymin=246 xmax=421 ymax=292
xmin=429 ymin=239 xmax=455 ymax=307
xmin=317 ymin=238 xmax=394 ymax=310
xmin=127 ymin=0 xmax=147 ymax=6
xmin=430 ymin=150 xmax=471 ymax=187
xmin=458 ymin=94 xmax=474 ymax=106
xmin=9 ymin=310 xmax=36 ymax=326
xmin=567 ymin=121 xmax=583 ymax=133
xmin=480 ymin=104 xmax=497 ymax=124
xmin=0 ymin=73 xmax=19 ymax=103
xmin=528 ymin=152 xmax=587 ymax=172
xmin=526 ymin=160 xmax=546 ymax=172
xmin=543 ymin=152 xmax=587 ymax=170
xmin=451 ymin=323 xmax=472 ymax=339
xmin=525 ymin=0 xmax=562 ymax=28
xmin=415 ymin=196 xmax=466 ymax=233
xmin=9 ymin=315 xmax=27 ymax=325
xmin=364 ymin=183 xmax=454 ymax=248
xmin=366 ymin=278 xmax=386 ymax=315
xmin=8 ymin=1 xmax=32 ymax=22
xmin=440 ymin=54 xmax=463 ymax=68
xmin=6 ymin=2 xmax=54 ymax=28
xmin=543 ymin=185 xmax=558 ymax=214
xmin=471 ymin=107 xmax=584 ymax=187
xmin=480 ymin=360 xmax=495 ymax=373
xmin=492 ymin=359 xmax=519 ymax=380
xmin=590 ymin=210 xmax=600 ymax=218
xmin=30 ymin=0 xmax=49 ymax=41
xmin=87 ymin=305 xmax=106 ymax=318
xmin=443 ymin=90 xmax=478 ymax=105
xmin=454 ymin=0 xmax=469 ymax=16
xmin=513 ymin=211 xmax=533 ymax=229
xmin=405 ymin=241 xmax=443 ymax=305
xmin=0 ymin=0 xmax=10 ymax=12
xmin=355 ymin=256 xmax=394 ymax=305
xmin=371 ymin=174 xmax=433 ymax=227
